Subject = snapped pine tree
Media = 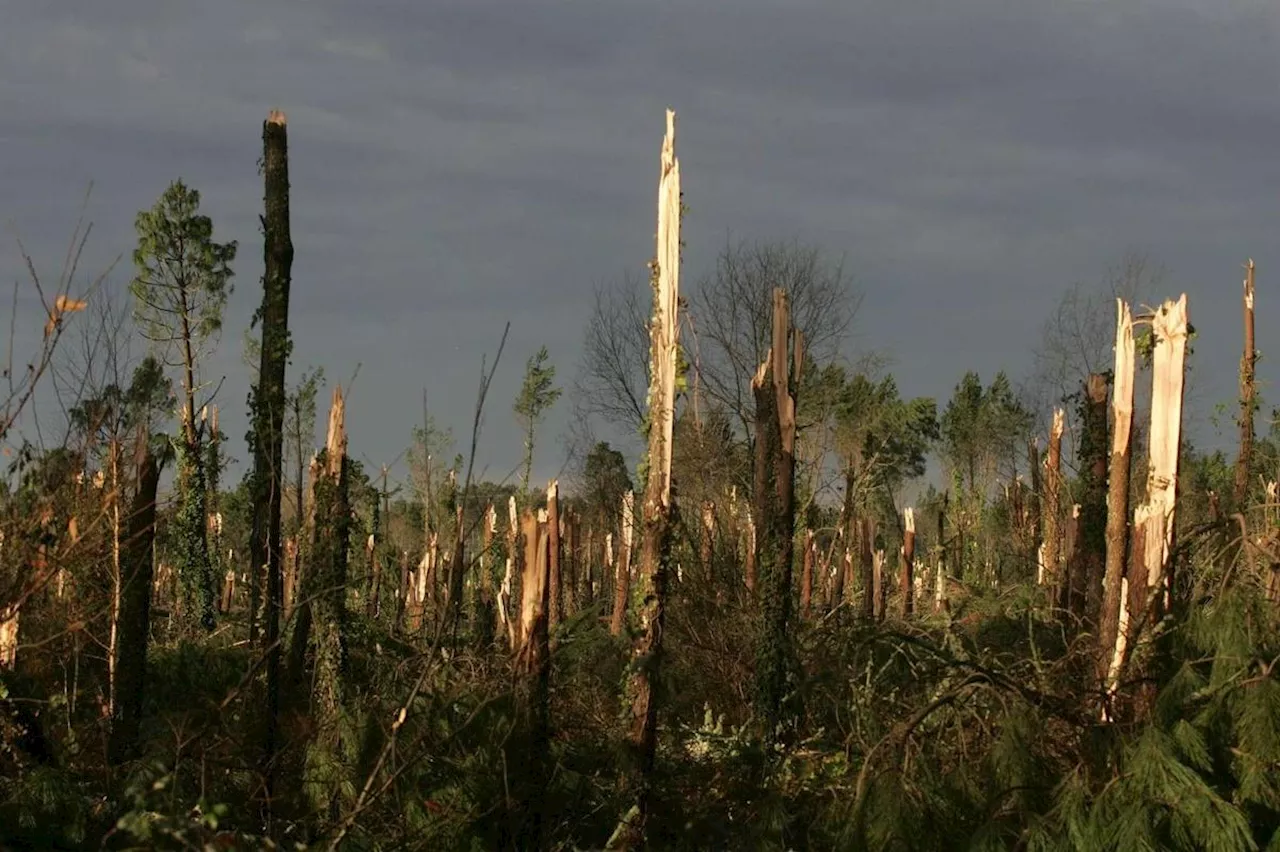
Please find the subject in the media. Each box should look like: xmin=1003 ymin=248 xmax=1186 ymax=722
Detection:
xmin=1040 ymin=408 xmax=1064 ymax=598
xmin=610 ymin=490 xmax=634 ymax=637
xmin=610 ymin=108 xmax=680 ymax=852
xmin=1071 ymin=373 xmax=1109 ymax=630
xmin=1098 ymin=300 xmax=1135 ymax=690
xmin=1233 ymin=259 xmax=1256 ymax=508
xmin=751 ymin=287 xmax=803 ymax=738
xmin=107 ymin=430 xmax=161 ymax=763
xmin=1122 ymin=295 xmax=1188 ymax=718
xmin=901 ymin=508 xmax=916 ymax=618
xmin=251 ymin=109 xmax=293 ymax=813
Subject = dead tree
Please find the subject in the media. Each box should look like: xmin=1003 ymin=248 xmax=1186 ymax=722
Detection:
xmin=900 ymin=508 xmax=916 ymax=618
xmin=1234 ymin=259 xmax=1256 ymax=508
xmin=507 ymin=509 xmax=550 ymax=850
xmin=546 ymin=480 xmax=562 ymax=632
xmin=1070 ymin=374 xmax=1108 ymax=629
xmin=610 ymin=491 xmax=635 ymax=637
xmin=1121 ymin=296 xmax=1189 ymax=719
xmin=611 ymin=108 xmax=680 ymax=851
xmin=1041 ymin=409 xmax=1065 ymax=599
xmin=1098 ymin=301 xmax=1135 ymax=687
xmin=751 ymin=288 xmax=803 ymax=735
xmin=800 ymin=528 xmax=815 ymax=619
xmin=108 ymin=432 xmax=161 ymax=763
xmin=252 ymin=109 xmax=293 ymax=815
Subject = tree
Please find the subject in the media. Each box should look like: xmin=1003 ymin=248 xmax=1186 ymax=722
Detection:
xmin=249 ymin=110 xmax=293 ymax=815
xmin=572 ymin=273 xmax=652 ymax=442
xmin=514 ymin=346 xmax=562 ymax=495
xmin=131 ymin=179 xmax=237 ymax=632
xmin=689 ymin=238 xmax=860 ymax=440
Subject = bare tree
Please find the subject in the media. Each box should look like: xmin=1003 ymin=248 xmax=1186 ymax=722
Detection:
xmin=689 ymin=238 xmax=860 ymax=440
xmin=572 ymin=272 xmax=652 ymax=443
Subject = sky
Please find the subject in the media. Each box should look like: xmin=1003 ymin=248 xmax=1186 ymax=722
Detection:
xmin=2 ymin=0 xmax=1280 ymax=494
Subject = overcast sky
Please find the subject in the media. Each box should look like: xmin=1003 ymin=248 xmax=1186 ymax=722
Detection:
xmin=3 ymin=0 xmax=1279 ymax=492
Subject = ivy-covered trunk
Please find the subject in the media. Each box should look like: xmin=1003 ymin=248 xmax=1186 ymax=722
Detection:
xmin=108 ymin=432 xmax=160 ymax=763
xmin=304 ymin=387 xmax=350 ymax=819
xmin=251 ymin=109 xmax=293 ymax=815
xmin=751 ymin=288 xmax=801 ymax=739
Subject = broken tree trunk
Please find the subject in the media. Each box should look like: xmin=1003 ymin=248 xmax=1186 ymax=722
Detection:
xmin=800 ymin=528 xmax=815 ymax=619
xmin=1098 ymin=301 xmax=1136 ymax=688
xmin=611 ymin=108 xmax=680 ymax=852
xmin=498 ymin=496 xmax=518 ymax=649
xmin=1041 ymin=409 xmax=1065 ymax=600
xmin=546 ymin=480 xmax=562 ymax=633
xmin=751 ymin=288 xmax=802 ymax=737
xmin=611 ymin=491 xmax=635 ymax=637
xmin=1124 ymin=295 xmax=1189 ymax=718
xmin=108 ymin=430 xmax=162 ymax=763
xmin=1234 ymin=260 xmax=1256 ymax=509
xmin=306 ymin=386 xmax=351 ymax=815
xmin=253 ymin=110 xmax=293 ymax=816
xmin=901 ymin=508 xmax=916 ymax=618
xmin=508 ymin=509 xmax=551 ymax=850
xmin=1073 ymin=373 xmax=1109 ymax=631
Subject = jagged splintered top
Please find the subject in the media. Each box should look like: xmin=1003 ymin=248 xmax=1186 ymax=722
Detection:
xmin=267 ymin=109 xmax=287 ymax=126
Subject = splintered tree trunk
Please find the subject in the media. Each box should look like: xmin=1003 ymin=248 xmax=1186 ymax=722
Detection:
xmin=498 ymin=496 xmax=518 ymax=649
xmin=700 ymin=501 xmax=716 ymax=588
xmin=744 ymin=515 xmax=757 ymax=594
xmin=508 ymin=510 xmax=550 ymax=850
xmin=1234 ymin=260 xmax=1256 ymax=508
xmin=611 ymin=491 xmax=635 ymax=637
xmin=1041 ymin=409 xmax=1065 ymax=599
xmin=934 ymin=492 xmax=948 ymax=614
xmin=1072 ymin=374 xmax=1109 ymax=629
xmin=901 ymin=508 xmax=916 ymax=618
xmin=546 ymin=481 xmax=562 ymax=633
xmin=800 ymin=528 xmax=815 ymax=619
xmin=1124 ymin=296 xmax=1189 ymax=718
xmin=860 ymin=517 xmax=876 ymax=619
xmin=751 ymin=288 xmax=802 ymax=736
xmin=1099 ymin=301 xmax=1135 ymax=689
xmin=611 ymin=109 xmax=680 ymax=852
xmin=306 ymin=387 xmax=351 ymax=816
xmin=475 ymin=503 xmax=497 ymax=645
xmin=254 ymin=110 xmax=293 ymax=814
xmin=108 ymin=432 xmax=161 ymax=763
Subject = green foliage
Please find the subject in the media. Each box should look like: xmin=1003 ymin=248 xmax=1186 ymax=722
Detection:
xmin=941 ymin=371 xmax=1033 ymax=497
xmin=131 ymin=179 xmax=237 ymax=364
xmin=514 ymin=345 xmax=562 ymax=494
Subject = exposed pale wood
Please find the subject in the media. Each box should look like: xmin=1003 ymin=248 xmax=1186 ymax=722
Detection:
xmin=901 ymin=507 xmax=916 ymax=618
xmin=614 ymin=107 xmax=680 ymax=852
xmin=1135 ymin=295 xmax=1189 ymax=600
xmin=1041 ymin=409 xmax=1065 ymax=596
xmin=611 ymin=490 xmax=635 ymax=636
xmin=1099 ymin=300 xmax=1135 ymax=689
xmin=1234 ymin=260 xmax=1257 ymax=507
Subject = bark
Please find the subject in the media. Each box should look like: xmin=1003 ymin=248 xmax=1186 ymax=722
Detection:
xmin=611 ymin=491 xmax=635 ymax=637
xmin=497 ymin=496 xmax=518 ymax=649
xmin=934 ymin=492 xmax=948 ymax=614
xmin=1234 ymin=259 xmax=1256 ymax=508
xmin=508 ymin=510 xmax=550 ymax=850
xmin=612 ymin=109 xmax=679 ymax=852
xmin=750 ymin=288 xmax=802 ymax=735
xmin=901 ymin=507 xmax=916 ymax=618
xmin=475 ymin=503 xmax=497 ymax=646
xmin=1041 ymin=409 xmax=1065 ymax=599
xmin=1126 ymin=296 xmax=1189 ymax=718
xmin=303 ymin=388 xmax=351 ymax=820
xmin=108 ymin=432 xmax=161 ymax=763
xmin=800 ymin=528 xmax=815 ymax=619
xmin=544 ymin=483 xmax=561 ymax=633
xmin=254 ymin=110 xmax=293 ymax=814
xmin=1073 ymin=373 xmax=1109 ymax=630
xmin=1099 ymin=301 xmax=1135 ymax=687
xmin=860 ymin=517 xmax=875 ymax=619
xmin=700 ymin=500 xmax=716 ymax=587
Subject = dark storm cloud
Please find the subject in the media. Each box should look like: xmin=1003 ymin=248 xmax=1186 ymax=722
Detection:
xmin=2 ymin=0 xmax=1278 ymax=486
